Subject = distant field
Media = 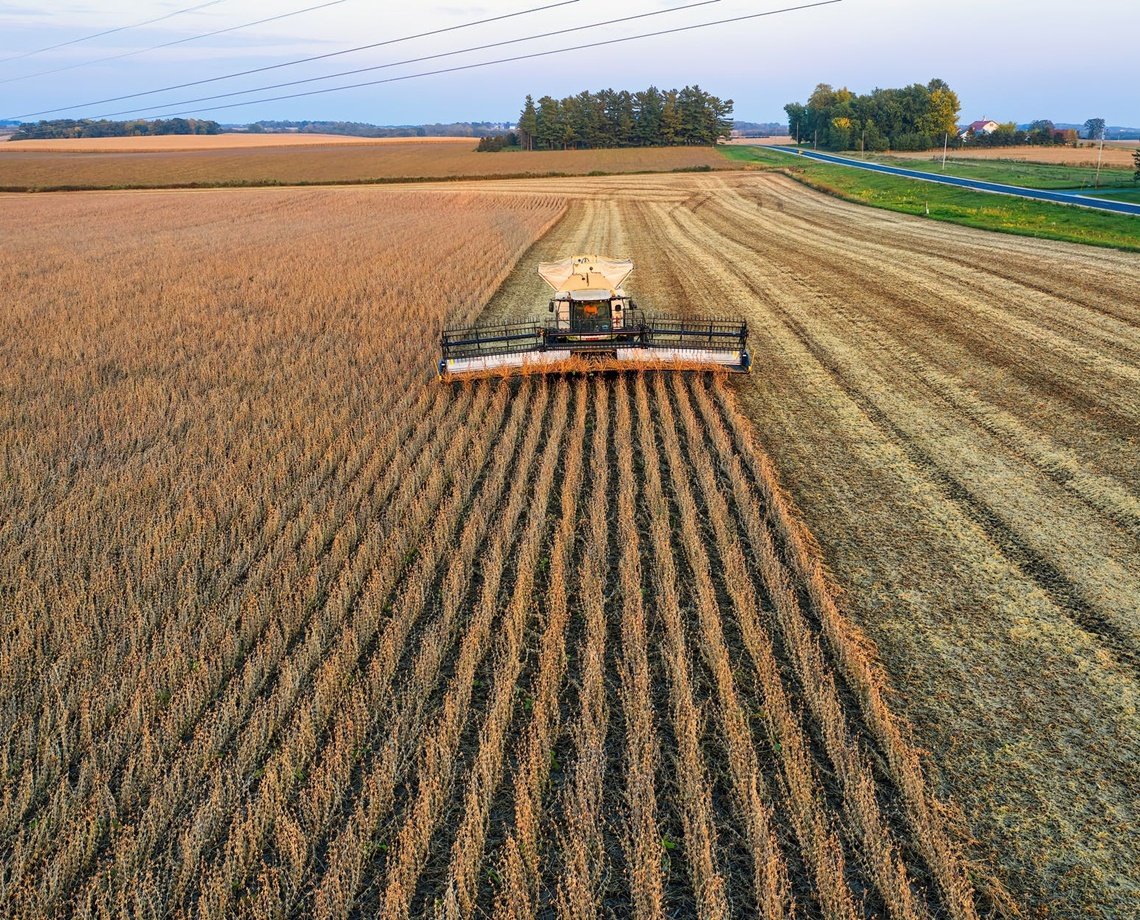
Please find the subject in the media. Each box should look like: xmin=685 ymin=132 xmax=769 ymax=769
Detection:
xmin=891 ymin=143 xmax=1138 ymax=168
xmin=0 ymin=134 xmax=472 ymax=152
xmin=725 ymin=135 xmax=793 ymax=146
xmin=0 ymin=139 xmax=726 ymax=190
xmin=721 ymin=145 xmax=1140 ymax=251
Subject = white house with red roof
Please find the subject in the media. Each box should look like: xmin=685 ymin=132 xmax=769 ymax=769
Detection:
xmin=959 ymin=119 xmax=1000 ymax=138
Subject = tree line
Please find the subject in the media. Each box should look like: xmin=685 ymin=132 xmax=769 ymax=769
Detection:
xmin=475 ymin=133 xmax=519 ymax=152
xmin=245 ymin=119 xmax=511 ymax=138
xmin=11 ymin=118 xmax=221 ymax=140
xmin=513 ymin=86 xmax=733 ymax=150
xmin=962 ymin=120 xmax=1079 ymax=148
xmin=784 ymin=79 xmax=961 ymax=151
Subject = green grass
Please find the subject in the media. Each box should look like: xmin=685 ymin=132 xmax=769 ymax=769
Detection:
xmin=859 ymin=152 xmax=1134 ymax=190
xmin=719 ymin=145 xmax=1140 ymax=252
xmin=1081 ymin=187 xmax=1140 ymax=203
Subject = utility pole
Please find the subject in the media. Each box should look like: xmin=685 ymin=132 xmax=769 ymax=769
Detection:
xmin=1094 ymin=128 xmax=1105 ymax=188
xmin=942 ymin=131 xmax=949 ymax=171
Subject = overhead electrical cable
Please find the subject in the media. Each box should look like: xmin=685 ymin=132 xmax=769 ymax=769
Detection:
xmin=9 ymin=0 xmax=580 ymax=120
xmin=100 ymin=1 xmax=843 ymax=121
xmin=0 ymin=0 xmax=350 ymax=86
xmin=90 ymin=0 xmax=728 ymax=120
xmin=0 ymin=0 xmax=231 ymax=65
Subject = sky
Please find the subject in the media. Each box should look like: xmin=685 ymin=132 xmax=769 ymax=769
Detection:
xmin=0 ymin=0 xmax=1137 ymax=126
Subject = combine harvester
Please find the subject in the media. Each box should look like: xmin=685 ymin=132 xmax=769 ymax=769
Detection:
xmin=439 ymin=255 xmax=750 ymax=379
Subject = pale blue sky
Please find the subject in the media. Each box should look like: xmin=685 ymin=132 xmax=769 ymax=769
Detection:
xmin=1 ymin=0 xmax=1136 ymax=125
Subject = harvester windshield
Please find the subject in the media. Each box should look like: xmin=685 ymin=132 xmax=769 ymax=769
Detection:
xmin=571 ymin=293 xmax=612 ymax=333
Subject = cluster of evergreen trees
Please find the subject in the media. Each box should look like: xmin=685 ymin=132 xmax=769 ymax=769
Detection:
xmin=784 ymin=79 xmax=960 ymax=151
xmin=515 ymin=86 xmax=733 ymax=150
xmin=11 ymin=118 xmax=221 ymax=140
xmin=475 ymin=133 xmax=520 ymax=151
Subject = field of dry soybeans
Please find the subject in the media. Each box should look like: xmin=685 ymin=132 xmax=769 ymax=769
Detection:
xmin=0 ymin=182 xmax=985 ymax=919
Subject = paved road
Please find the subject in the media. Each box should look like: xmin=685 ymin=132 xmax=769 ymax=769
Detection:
xmin=772 ymin=147 xmax=1140 ymax=216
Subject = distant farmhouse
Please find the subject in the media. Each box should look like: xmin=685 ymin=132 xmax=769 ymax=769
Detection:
xmin=959 ymin=119 xmax=999 ymax=139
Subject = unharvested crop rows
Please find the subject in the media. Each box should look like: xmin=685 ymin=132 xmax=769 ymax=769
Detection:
xmin=0 ymin=188 xmax=567 ymax=915
xmin=1 ymin=182 xmax=980 ymax=918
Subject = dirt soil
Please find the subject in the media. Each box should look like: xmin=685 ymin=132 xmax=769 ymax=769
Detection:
xmin=479 ymin=170 xmax=1140 ymax=919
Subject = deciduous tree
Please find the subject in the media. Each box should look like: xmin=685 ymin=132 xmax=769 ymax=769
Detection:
xmin=787 ymin=79 xmax=959 ymax=151
xmin=1027 ymin=120 xmax=1056 ymax=144
xmin=923 ymin=78 xmax=961 ymax=137
xmin=784 ymin=102 xmax=807 ymax=143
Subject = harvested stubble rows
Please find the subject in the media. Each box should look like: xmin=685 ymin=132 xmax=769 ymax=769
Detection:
xmin=0 ymin=184 xmax=978 ymax=918
xmin=513 ymin=171 xmax=1140 ymax=919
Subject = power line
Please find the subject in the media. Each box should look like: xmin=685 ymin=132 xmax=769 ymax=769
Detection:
xmin=93 ymin=0 xmax=727 ymax=121
xmin=10 ymin=0 xmax=580 ymax=120
xmin=0 ymin=0 xmax=231 ymax=65
xmin=0 ymin=0 xmax=349 ymax=87
xmin=111 ymin=1 xmax=844 ymax=121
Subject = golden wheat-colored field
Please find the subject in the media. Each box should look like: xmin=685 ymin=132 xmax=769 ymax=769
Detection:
xmin=888 ymin=143 xmax=1138 ymax=168
xmin=0 ymin=139 xmax=725 ymax=190
xmin=725 ymin=136 xmax=794 ymax=146
xmin=0 ymin=182 xmax=985 ymax=918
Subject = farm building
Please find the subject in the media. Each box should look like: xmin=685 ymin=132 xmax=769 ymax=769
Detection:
xmin=959 ymin=118 xmax=1000 ymax=138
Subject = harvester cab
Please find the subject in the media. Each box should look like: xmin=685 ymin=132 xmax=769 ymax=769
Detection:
xmin=542 ymin=256 xmax=633 ymax=335
xmin=439 ymin=254 xmax=750 ymax=380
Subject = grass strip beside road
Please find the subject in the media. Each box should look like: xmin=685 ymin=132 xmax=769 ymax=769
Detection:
xmin=858 ymin=153 xmax=1134 ymax=190
xmin=721 ymin=145 xmax=1140 ymax=252
xmin=1083 ymin=187 xmax=1140 ymax=203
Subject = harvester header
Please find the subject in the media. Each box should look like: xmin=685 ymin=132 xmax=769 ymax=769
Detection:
xmin=439 ymin=254 xmax=750 ymax=380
